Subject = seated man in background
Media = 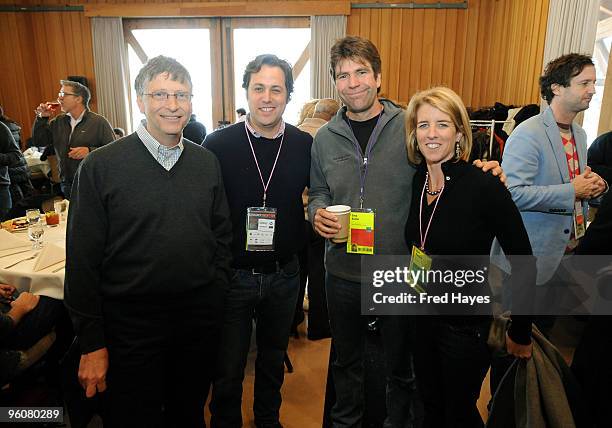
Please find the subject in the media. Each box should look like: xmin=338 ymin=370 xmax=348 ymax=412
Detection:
xmin=0 ymin=284 xmax=63 ymax=387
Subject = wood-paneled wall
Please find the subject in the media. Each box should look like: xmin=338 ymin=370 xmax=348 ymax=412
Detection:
xmin=4 ymin=0 xmax=338 ymax=3
xmin=0 ymin=11 xmax=95 ymax=145
xmin=1 ymin=0 xmax=549 ymax=143
xmin=348 ymin=0 xmax=549 ymax=108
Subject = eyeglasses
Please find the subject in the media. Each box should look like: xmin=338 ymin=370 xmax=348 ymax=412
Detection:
xmin=143 ymin=91 xmax=193 ymax=102
xmin=58 ymin=91 xmax=78 ymax=98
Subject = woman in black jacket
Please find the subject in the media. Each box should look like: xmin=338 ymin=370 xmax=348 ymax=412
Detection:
xmin=403 ymin=87 xmax=535 ymax=427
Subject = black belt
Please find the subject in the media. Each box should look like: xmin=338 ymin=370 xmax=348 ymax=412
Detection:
xmin=234 ymin=255 xmax=295 ymax=275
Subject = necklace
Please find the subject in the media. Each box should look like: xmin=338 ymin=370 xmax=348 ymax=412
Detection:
xmin=425 ymin=172 xmax=444 ymax=196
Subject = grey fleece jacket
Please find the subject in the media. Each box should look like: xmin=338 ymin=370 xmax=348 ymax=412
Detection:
xmin=308 ymin=99 xmax=416 ymax=283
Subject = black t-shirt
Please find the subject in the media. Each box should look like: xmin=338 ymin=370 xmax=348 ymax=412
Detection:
xmin=344 ymin=112 xmax=380 ymax=154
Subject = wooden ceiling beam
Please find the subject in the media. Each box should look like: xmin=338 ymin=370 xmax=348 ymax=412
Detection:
xmin=85 ymin=1 xmax=350 ymax=18
xmin=292 ymin=42 xmax=310 ymax=81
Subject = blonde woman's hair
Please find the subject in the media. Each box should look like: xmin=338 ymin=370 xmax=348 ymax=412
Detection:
xmin=405 ymin=86 xmax=472 ymax=165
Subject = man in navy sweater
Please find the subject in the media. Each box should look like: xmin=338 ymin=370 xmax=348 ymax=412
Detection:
xmin=65 ymin=56 xmax=232 ymax=427
xmin=205 ymin=54 xmax=311 ymax=428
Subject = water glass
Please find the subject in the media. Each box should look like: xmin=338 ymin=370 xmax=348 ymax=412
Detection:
xmin=28 ymin=223 xmax=45 ymax=249
xmin=26 ymin=209 xmax=41 ymax=225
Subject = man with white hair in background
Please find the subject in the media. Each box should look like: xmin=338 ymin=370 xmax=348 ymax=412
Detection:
xmin=298 ymin=98 xmax=340 ymax=137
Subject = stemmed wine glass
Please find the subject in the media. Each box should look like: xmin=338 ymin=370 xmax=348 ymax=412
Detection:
xmin=25 ymin=209 xmax=44 ymax=249
xmin=28 ymin=223 xmax=45 ymax=249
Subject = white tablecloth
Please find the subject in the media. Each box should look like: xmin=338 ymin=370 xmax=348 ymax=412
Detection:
xmin=0 ymin=223 xmax=66 ymax=300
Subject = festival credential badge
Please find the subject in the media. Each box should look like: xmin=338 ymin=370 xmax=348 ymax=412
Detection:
xmin=347 ymin=208 xmax=375 ymax=254
xmin=246 ymin=207 xmax=277 ymax=251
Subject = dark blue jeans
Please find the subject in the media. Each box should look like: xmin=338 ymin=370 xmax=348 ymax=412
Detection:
xmin=326 ymin=273 xmax=416 ymax=428
xmin=210 ymin=257 xmax=300 ymax=428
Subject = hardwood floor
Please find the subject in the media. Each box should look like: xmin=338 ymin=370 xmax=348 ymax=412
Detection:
xmin=81 ymin=315 xmax=583 ymax=427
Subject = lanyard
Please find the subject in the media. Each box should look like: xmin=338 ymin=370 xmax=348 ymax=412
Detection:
xmin=419 ymin=173 xmax=445 ymax=251
xmin=347 ymin=111 xmax=383 ymax=209
xmin=244 ymin=121 xmax=285 ymax=207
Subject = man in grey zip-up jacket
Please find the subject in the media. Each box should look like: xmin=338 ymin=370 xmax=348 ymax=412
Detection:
xmin=309 ymin=98 xmax=414 ymax=281
xmin=308 ymin=36 xmax=417 ymax=428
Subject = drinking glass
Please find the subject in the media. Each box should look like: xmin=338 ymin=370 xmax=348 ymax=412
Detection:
xmin=45 ymin=210 xmax=60 ymax=226
xmin=28 ymin=223 xmax=44 ymax=249
xmin=26 ymin=209 xmax=41 ymax=225
xmin=53 ymin=200 xmax=68 ymax=222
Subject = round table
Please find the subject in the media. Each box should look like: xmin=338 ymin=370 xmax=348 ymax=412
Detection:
xmin=0 ymin=222 xmax=66 ymax=300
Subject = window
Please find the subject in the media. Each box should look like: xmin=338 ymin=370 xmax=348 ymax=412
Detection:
xmin=583 ymin=2 xmax=612 ymax=144
xmin=126 ymin=27 xmax=214 ymax=134
xmin=124 ymin=18 xmax=311 ymax=133
xmin=233 ymin=27 xmax=310 ymax=125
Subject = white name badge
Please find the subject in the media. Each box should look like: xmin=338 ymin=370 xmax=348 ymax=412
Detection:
xmin=246 ymin=207 xmax=277 ymax=251
xmin=573 ymin=200 xmax=585 ymax=240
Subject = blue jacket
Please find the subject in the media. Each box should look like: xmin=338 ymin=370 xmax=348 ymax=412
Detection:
xmin=491 ymin=107 xmax=589 ymax=284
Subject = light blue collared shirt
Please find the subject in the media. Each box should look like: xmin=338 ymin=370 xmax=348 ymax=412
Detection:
xmin=137 ymin=120 xmax=184 ymax=171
